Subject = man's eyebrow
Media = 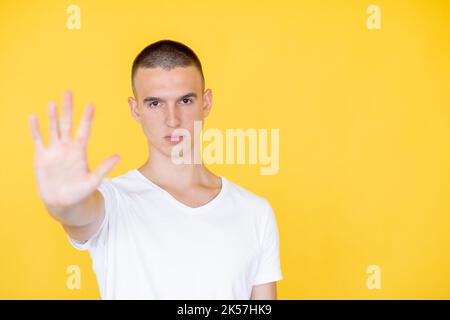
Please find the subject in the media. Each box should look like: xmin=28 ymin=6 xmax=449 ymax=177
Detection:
xmin=180 ymin=92 xmax=197 ymax=99
xmin=143 ymin=92 xmax=198 ymax=103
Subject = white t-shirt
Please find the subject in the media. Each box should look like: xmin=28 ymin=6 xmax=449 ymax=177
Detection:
xmin=68 ymin=169 xmax=282 ymax=299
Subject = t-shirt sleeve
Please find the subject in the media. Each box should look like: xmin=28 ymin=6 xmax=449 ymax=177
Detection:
xmin=67 ymin=178 xmax=117 ymax=252
xmin=253 ymin=201 xmax=283 ymax=285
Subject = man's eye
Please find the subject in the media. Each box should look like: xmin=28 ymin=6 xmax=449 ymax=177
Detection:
xmin=181 ymin=98 xmax=192 ymax=104
xmin=148 ymin=101 xmax=160 ymax=107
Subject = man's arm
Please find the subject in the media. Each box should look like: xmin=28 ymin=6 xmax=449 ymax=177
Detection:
xmin=58 ymin=190 xmax=105 ymax=242
xmin=29 ymin=90 xmax=119 ymax=242
xmin=250 ymin=282 xmax=277 ymax=300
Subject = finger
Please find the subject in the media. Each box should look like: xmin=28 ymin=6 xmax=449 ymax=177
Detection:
xmin=28 ymin=113 xmax=44 ymax=150
xmin=75 ymin=103 xmax=94 ymax=146
xmin=60 ymin=90 xmax=73 ymax=143
xmin=48 ymin=101 xmax=60 ymax=145
xmin=90 ymin=155 xmax=121 ymax=185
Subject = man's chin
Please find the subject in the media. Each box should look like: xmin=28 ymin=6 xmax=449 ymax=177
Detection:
xmin=149 ymin=142 xmax=195 ymax=162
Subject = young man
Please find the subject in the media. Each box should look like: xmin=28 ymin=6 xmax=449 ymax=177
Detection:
xmin=29 ymin=40 xmax=282 ymax=299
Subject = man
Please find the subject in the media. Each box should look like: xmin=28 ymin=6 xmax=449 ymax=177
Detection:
xmin=28 ymin=39 xmax=282 ymax=299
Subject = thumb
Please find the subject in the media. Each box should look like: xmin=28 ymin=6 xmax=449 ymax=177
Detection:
xmin=90 ymin=154 xmax=121 ymax=186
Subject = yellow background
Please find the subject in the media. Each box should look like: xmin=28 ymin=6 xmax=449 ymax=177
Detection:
xmin=0 ymin=0 xmax=449 ymax=299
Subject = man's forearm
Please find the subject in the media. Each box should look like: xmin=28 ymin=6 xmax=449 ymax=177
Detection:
xmin=45 ymin=190 xmax=101 ymax=227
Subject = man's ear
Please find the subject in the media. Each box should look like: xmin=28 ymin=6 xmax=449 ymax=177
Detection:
xmin=202 ymin=88 xmax=213 ymax=118
xmin=128 ymin=97 xmax=140 ymax=123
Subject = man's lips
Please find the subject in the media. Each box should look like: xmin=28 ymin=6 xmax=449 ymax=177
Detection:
xmin=164 ymin=135 xmax=184 ymax=143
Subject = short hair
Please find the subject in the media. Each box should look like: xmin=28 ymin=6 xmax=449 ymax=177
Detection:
xmin=131 ymin=39 xmax=205 ymax=95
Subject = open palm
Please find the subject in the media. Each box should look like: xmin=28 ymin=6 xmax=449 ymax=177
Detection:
xmin=29 ymin=91 xmax=120 ymax=209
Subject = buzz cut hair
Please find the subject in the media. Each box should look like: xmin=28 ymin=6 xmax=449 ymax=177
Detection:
xmin=131 ymin=39 xmax=205 ymax=95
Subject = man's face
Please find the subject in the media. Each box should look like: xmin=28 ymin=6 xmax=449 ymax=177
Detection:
xmin=128 ymin=65 xmax=212 ymax=158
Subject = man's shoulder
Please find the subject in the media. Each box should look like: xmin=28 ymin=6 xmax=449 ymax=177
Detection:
xmin=102 ymin=169 xmax=155 ymax=194
xmin=109 ymin=169 xmax=138 ymax=183
xmin=223 ymin=176 xmax=272 ymax=212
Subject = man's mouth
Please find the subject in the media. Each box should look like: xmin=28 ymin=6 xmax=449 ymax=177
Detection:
xmin=164 ymin=135 xmax=184 ymax=143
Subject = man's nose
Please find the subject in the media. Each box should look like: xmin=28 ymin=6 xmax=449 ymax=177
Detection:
xmin=165 ymin=104 xmax=181 ymax=128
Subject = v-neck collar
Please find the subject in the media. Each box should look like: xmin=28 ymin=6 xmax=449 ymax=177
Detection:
xmin=132 ymin=169 xmax=228 ymax=215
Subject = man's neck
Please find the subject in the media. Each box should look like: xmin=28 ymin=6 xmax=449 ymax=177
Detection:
xmin=138 ymin=148 xmax=219 ymax=190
